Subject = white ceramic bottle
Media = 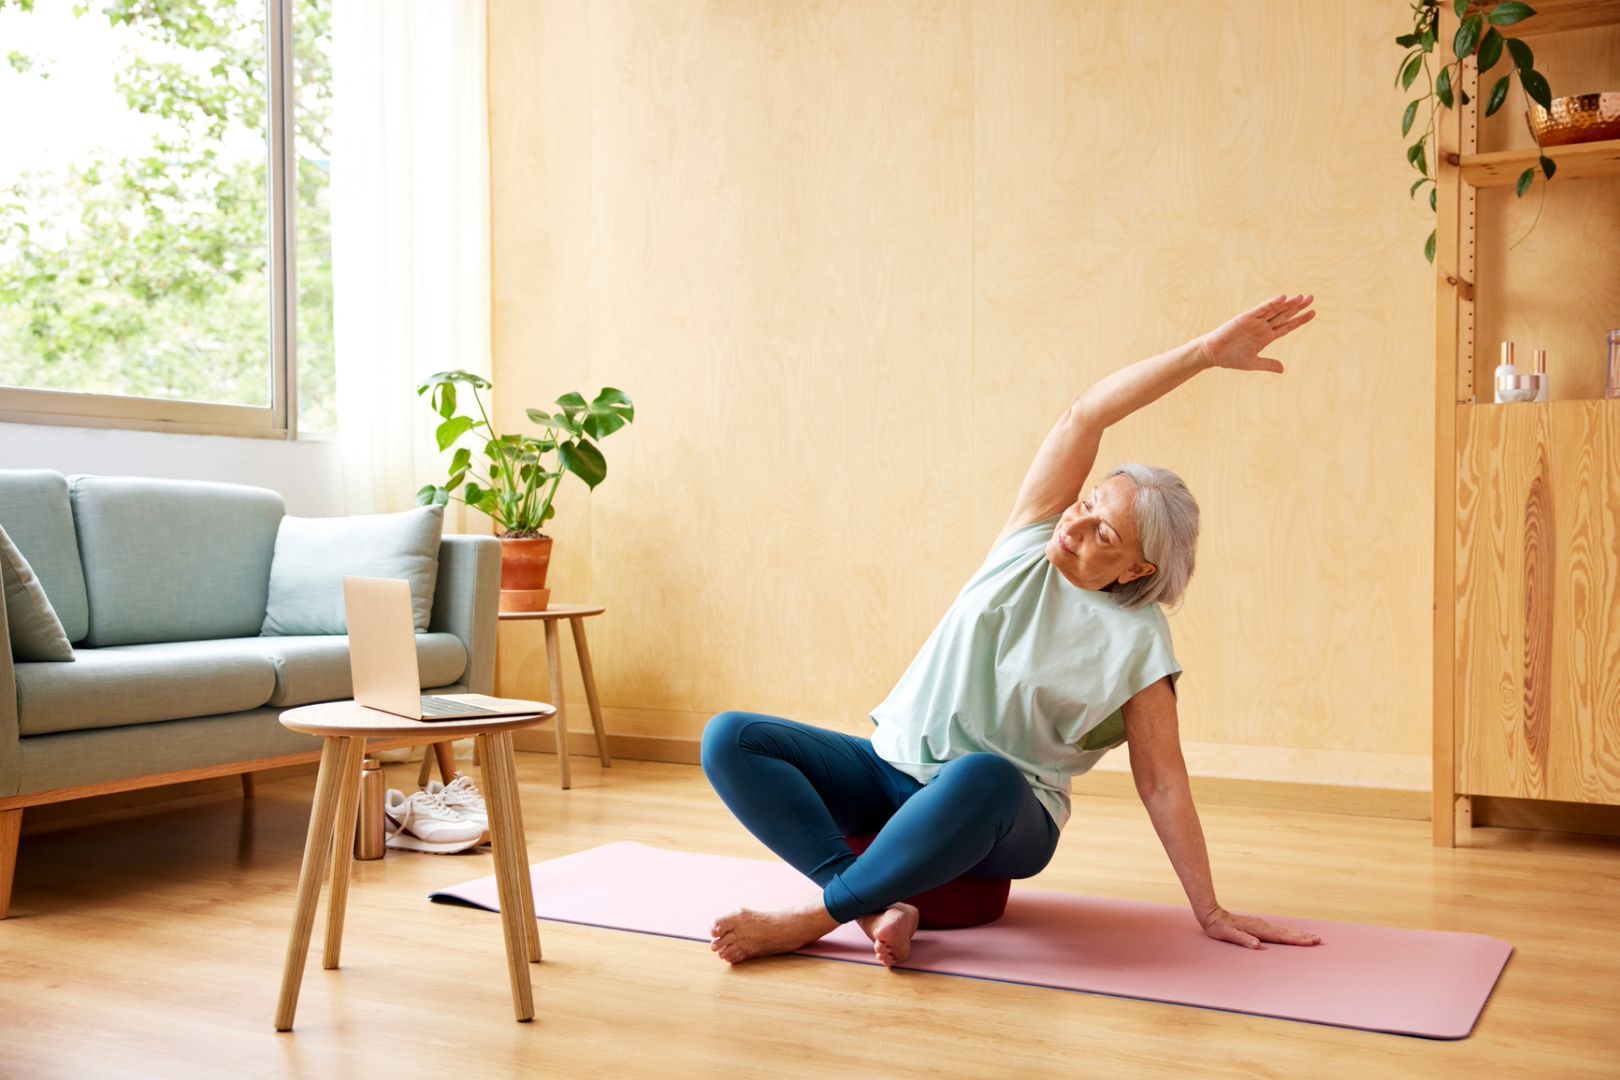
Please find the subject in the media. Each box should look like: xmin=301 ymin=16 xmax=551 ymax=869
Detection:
xmin=1532 ymin=349 xmax=1549 ymax=402
xmin=1494 ymin=342 xmax=1529 ymax=403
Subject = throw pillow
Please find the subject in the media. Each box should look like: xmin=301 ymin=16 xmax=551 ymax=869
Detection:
xmin=0 ymin=523 xmax=75 ymax=662
xmin=261 ymin=504 xmax=444 ymax=636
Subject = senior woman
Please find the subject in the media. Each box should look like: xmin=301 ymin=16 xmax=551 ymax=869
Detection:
xmin=702 ymin=293 xmax=1323 ymax=967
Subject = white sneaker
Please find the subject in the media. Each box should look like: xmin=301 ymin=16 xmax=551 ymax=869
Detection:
xmin=426 ymin=776 xmax=488 ymax=829
xmin=383 ymin=788 xmax=485 ymax=853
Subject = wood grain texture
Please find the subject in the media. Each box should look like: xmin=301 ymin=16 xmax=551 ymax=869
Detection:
xmin=489 ymin=1 xmax=1472 ymax=786
xmin=1 ymin=758 xmax=1618 ymax=1076
xmin=1456 ymin=402 xmax=1620 ymax=804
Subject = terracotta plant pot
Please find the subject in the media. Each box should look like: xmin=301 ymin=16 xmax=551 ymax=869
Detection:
xmin=499 ymin=535 xmax=552 ymax=613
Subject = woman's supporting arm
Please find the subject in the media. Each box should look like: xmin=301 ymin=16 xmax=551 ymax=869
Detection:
xmin=999 ymin=294 xmax=1315 ymax=537
xmin=1122 ymin=676 xmax=1322 ymax=949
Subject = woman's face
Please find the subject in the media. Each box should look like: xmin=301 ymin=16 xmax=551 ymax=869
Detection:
xmin=1045 ymin=475 xmax=1156 ymax=592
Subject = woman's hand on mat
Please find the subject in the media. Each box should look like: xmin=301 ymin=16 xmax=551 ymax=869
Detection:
xmin=1195 ymin=293 xmax=1316 ymax=374
xmin=1198 ymin=905 xmax=1322 ymax=949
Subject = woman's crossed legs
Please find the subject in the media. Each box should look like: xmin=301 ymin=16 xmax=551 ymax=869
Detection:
xmin=699 ymin=710 xmax=1059 ymax=966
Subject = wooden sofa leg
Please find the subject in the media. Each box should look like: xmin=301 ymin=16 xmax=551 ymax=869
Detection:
xmin=241 ymin=773 xmax=256 ymax=800
xmin=1 ymin=808 xmax=21 ymax=920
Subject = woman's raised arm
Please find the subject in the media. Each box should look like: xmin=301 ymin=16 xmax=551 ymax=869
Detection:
xmin=998 ymin=294 xmax=1315 ymax=541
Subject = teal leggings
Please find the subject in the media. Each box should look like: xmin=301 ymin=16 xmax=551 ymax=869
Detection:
xmin=700 ymin=711 xmax=1060 ymax=924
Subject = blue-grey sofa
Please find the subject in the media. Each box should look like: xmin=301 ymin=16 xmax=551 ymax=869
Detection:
xmin=0 ymin=469 xmax=500 ymax=918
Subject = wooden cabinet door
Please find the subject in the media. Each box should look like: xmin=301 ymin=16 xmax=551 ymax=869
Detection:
xmin=1455 ymin=401 xmax=1620 ymax=804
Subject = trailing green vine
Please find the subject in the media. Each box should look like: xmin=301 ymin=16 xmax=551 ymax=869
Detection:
xmin=1398 ymin=0 xmax=1556 ymax=261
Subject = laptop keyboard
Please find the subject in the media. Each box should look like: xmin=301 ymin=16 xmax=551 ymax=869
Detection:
xmin=419 ymin=696 xmax=498 ymax=717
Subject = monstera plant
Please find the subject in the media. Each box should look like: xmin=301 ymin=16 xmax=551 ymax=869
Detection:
xmin=417 ymin=370 xmax=635 ymax=611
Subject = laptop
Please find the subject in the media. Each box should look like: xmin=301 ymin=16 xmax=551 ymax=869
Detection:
xmin=344 ymin=575 xmax=546 ymax=721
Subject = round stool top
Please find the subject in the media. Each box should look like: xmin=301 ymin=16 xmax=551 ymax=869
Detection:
xmin=498 ymin=603 xmax=604 ymax=621
xmin=279 ymin=699 xmax=555 ymax=739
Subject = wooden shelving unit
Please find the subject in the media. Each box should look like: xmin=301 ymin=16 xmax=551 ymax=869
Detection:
xmin=1459 ymin=136 xmax=1620 ymax=187
xmin=1433 ymin=6 xmax=1620 ymax=845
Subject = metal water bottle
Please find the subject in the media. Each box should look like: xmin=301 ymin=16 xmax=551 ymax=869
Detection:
xmin=355 ymin=758 xmax=386 ymax=860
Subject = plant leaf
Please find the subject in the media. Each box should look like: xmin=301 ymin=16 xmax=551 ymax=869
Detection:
xmin=1425 ymin=229 xmax=1437 ymax=263
xmin=450 ymin=446 xmax=472 ymax=475
xmin=1401 ymin=53 xmax=1424 ymax=91
xmin=1453 ymin=13 xmax=1483 ymax=59
xmin=417 ymin=369 xmax=492 ymax=393
xmin=415 ymin=484 xmax=439 ymax=507
xmin=1521 ymin=67 xmax=1551 ymax=110
xmin=1410 ymin=177 xmax=1430 ymax=198
xmin=581 ymin=387 xmax=635 ymax=439
xmin=557 ymin=439 xmax=607 ymax=489
xmin=1408 ymin=139 xmax=1430 ymax=176
xmin=1505 ymin=36 xmax=1533 ymax=72
xmin=1487 ymin=2 xmax=1536 ymax=27
xmin=1402 ymin=99 xmax=1420 ymax=136
xmin=1430 ymin=187 xmax=1438 ymax=211
xmin=1459 ymin=86 xmax=1470 ymax=106
xmin=435 ymin=415 xmax=475 ymax=452
xmin=1453 ymin=0 xmax=1468 ymax=17
xmin=1395 ymin=32 xmax=1420 ymax=48
xmin=1485 ymin=73 xmax=1511 ymax=116
xmin=1421 ymin=23 xmax=1436 ymax=52
xmin=1436 ymin=65 xmax=1453 ymax=108
xmin=1476 ymin=28 xmax=1503 ymax=72
xmin=1515 ymin=165 xmax=1535 ymax=196
xmin=554 ymin=391 xmax=588 ymax=417
xmin=1539 ymin=154 xmax=1556 ymax=180
xmin=437 ymin=381 xmax=457 ymax=420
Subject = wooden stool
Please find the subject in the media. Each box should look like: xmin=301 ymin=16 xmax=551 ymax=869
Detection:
xmin=273 ymin=700 xmax=553 ymax=1031
xmin=494 ymin=604 xmax=612 ymax=790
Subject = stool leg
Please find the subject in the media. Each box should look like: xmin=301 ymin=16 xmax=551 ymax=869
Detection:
xmin=498 ymin=731 xmax=541 ymax=962
xmin=416 ymin=745 xmax=434 ymax=788
xmin=544 ymin=620 xmax=572 ymax=790
xmin=479 ymin=732 xmax=535 ymax=1022
xmin=322 ymin=736 xmax=367 ymax=970
xmin=241 ymin=772 xmax=257 ymax=799
xmin=275 ymin=736 xmax=349 ymax=1032
xmin=569 ymin=617 xmax=612 ymax=768
xmin=434 ymin=741 xmax=459 ymax=784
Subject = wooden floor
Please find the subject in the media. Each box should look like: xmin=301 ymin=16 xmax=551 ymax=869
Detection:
xmin=1 ymin=755 xmax=1616 ymax=1079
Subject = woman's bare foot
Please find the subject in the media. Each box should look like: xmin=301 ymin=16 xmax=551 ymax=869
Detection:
xmin=709 ymin=902 xmax=839 ymax=964
xmin=866 ymin=903 xmax=920 ymax=968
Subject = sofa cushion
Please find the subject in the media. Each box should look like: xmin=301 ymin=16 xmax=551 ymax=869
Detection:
xmin=261 ymin=505 xmax=445 ymax=636
xmin=243 ymin=632 xmax=468 ymax=707
xmin=71 ymin=475 xmax=286 ymax=647
xmin=0 ymin=469 xmax=90 ymax=642
xmin=15 ymin=640 xmax=279 ymax=736
xmin=1 ymin=524 xmax=75 ymax=662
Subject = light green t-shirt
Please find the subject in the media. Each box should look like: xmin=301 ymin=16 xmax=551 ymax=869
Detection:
xmin=870 ymin=514 xmax=1182 ymax=830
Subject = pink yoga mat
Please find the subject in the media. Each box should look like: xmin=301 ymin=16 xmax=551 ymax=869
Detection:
xmin=431 ymin=841 xmax=1511 ymax=1039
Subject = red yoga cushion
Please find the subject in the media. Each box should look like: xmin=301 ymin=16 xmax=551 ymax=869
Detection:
xmin=844 ymin=833 xmax=1010 ymax=930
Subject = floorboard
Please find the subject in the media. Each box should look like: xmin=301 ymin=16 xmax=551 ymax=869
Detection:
xmin=0 ymin=755 xmax=1615 ymax=1078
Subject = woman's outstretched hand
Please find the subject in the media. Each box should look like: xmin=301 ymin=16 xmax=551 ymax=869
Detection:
xmin=1199 ymin=905 xmax=1322 ymax=949
xmin=1196 ymin=293 xmax=1316 ymax=374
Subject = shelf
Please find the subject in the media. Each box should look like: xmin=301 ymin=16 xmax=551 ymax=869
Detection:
xmin=1459 ymin=137 xmax=1620 ymax=186
xmin=1466 ymin=0 xmax=1620 ymax=38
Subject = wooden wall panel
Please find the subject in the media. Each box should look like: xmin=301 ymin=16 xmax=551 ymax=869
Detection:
xmin=487 ymin=0 xmax=1615 ymax=786
xmin=1456 ymin=402 xmax=1620 ymax=803
xmin=969 ymin=1 xmax=1434 ymax=757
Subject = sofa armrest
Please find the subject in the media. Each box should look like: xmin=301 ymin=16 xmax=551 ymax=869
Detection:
xmin=429 ymin=535 xmax=501 ymax=695
xmin=0 ymin=581 xmax=19 ymax=797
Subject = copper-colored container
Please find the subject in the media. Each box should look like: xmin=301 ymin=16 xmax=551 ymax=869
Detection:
xmin=499 ymin=535 xmax=552 ymax=612
xmin=1525 ymin=93 xmax=1620 ymax=147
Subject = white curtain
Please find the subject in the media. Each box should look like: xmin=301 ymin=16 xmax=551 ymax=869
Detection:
xmin=331 ymin=0 xmax=490 ymax=533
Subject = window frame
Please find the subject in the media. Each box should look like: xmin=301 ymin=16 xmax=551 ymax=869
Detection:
xmin=0 ymin=0 xmax=302 ymax=441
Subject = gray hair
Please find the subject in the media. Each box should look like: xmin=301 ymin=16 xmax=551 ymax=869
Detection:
xmin=1102 ymin=463 xmax=1199 ymax=612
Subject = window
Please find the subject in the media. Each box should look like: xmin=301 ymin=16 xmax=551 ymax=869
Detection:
xmin=0 ymin=0 xmax=333 ymax=436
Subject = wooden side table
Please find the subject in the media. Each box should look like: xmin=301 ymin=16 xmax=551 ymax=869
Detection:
xmin=496 ymin=604 xmax=612 ymax=790
xmin=274 ymin=700 xmax=554 ymax=1031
